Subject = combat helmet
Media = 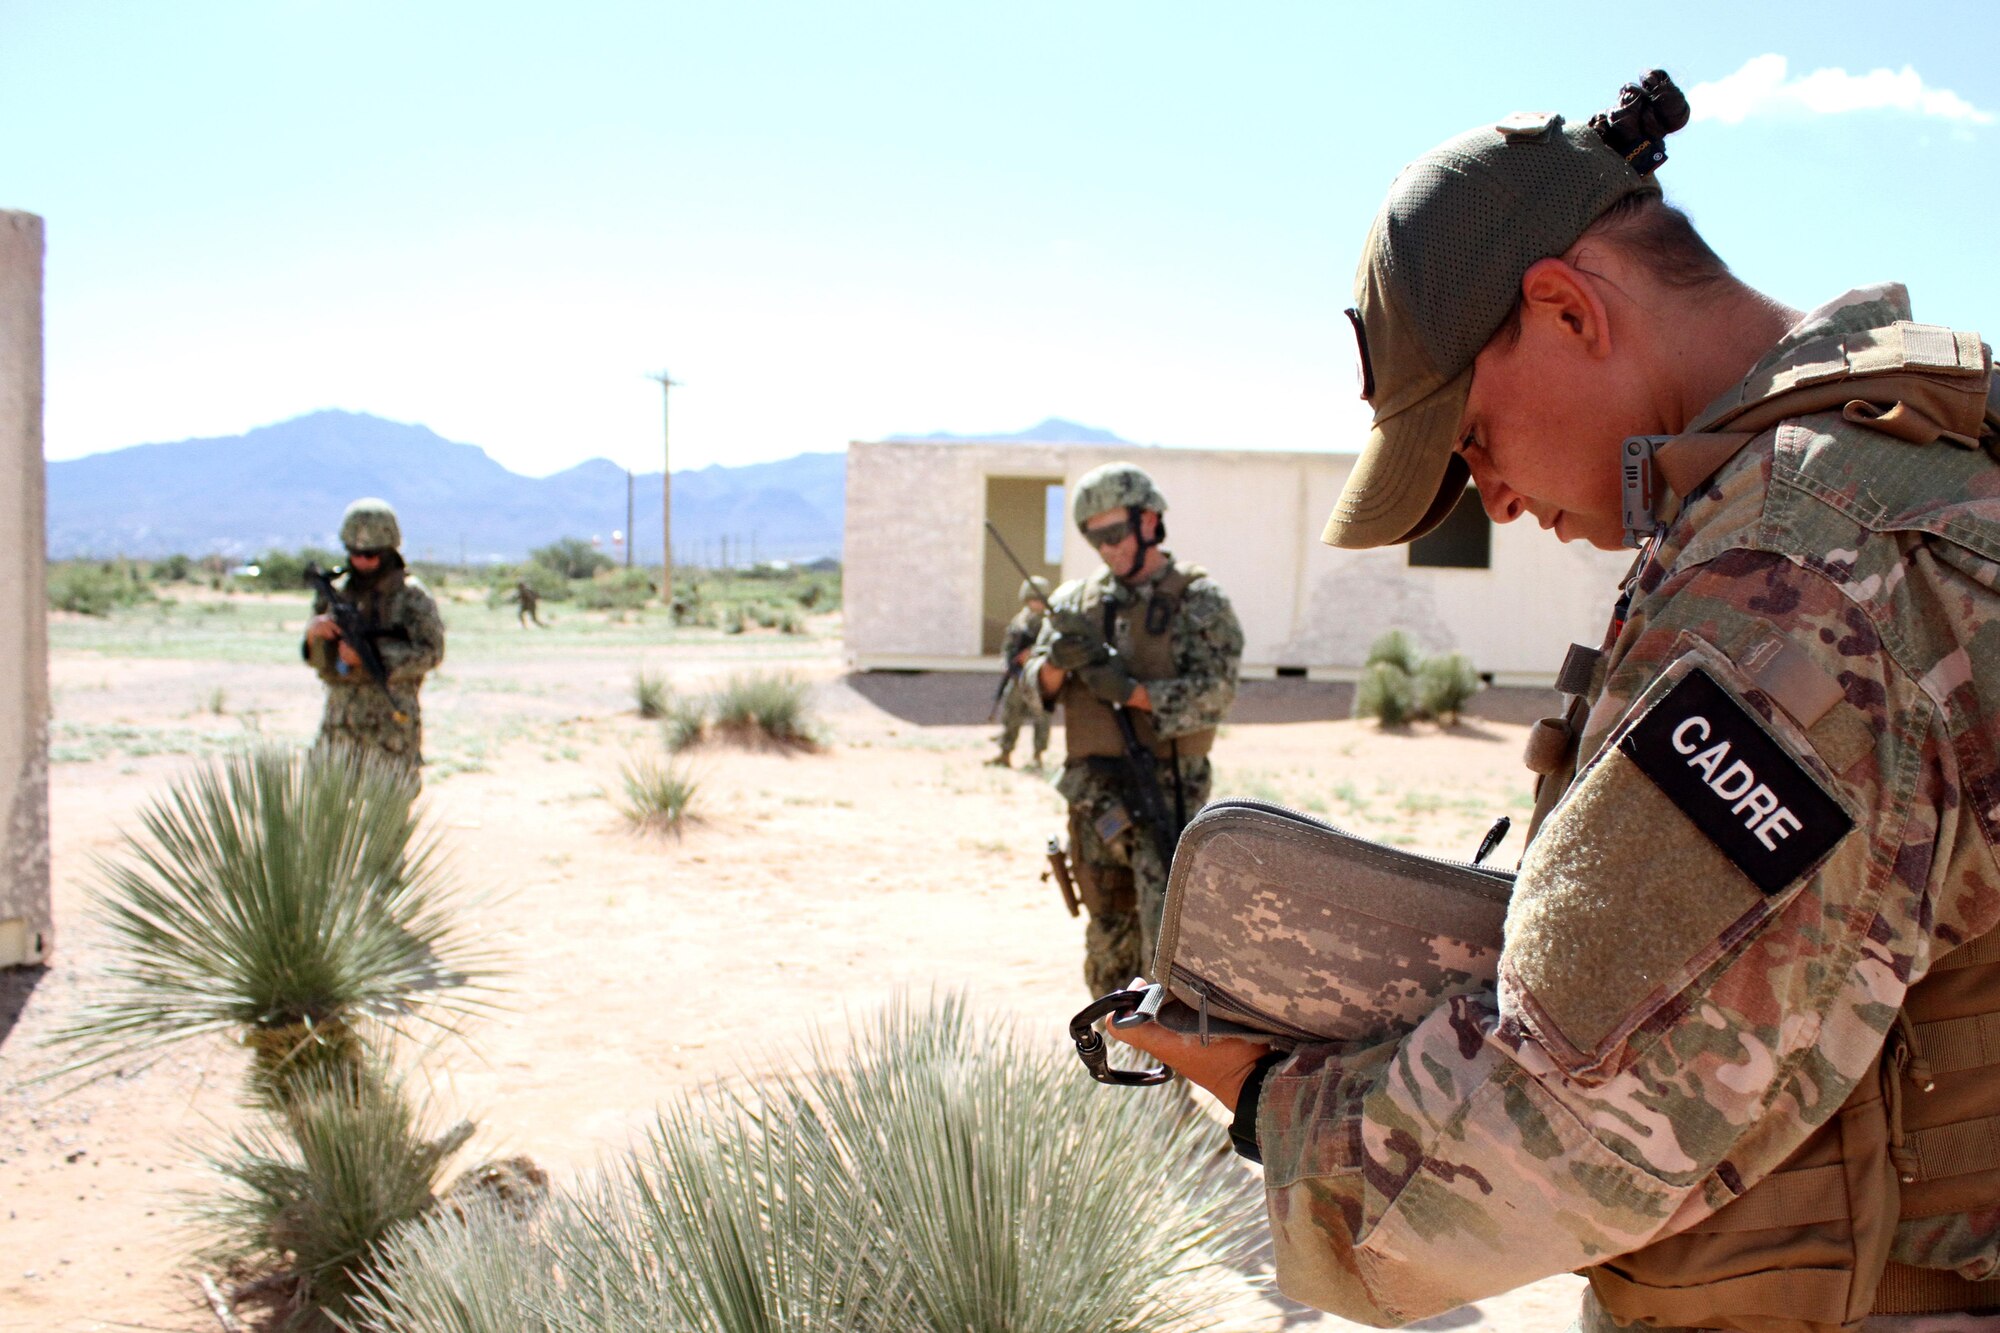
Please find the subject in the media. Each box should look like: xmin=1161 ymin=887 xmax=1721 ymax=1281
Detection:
xmin=1070 ymin=462 xmax=1166 ymax=532
xmin=340 ymin=497 xmax=402 ymax=551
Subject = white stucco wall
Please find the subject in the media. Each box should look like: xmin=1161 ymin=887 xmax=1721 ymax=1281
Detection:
xmin=1 ymin=210 xmax=49 ymax=967
xmin=844 ymin=440 xmax=1632 ymax=683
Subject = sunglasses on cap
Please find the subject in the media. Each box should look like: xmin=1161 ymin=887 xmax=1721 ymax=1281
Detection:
xmin=1084 ymin=519 xmax=1135 ymax=549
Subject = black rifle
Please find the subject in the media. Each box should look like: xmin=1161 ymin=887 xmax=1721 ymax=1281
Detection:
xmin=984 ymin=522 xmax=1180 ymax=869
xmin=303 ymin=564 xmax=410 ymax=725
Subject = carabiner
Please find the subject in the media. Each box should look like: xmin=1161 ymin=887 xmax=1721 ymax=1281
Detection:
xmin=1069 ymin=986 xmax=1172 ymax=1086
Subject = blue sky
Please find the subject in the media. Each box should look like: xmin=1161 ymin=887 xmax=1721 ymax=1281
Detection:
xmin=5 ymin=1 xmax=1995 ymax=475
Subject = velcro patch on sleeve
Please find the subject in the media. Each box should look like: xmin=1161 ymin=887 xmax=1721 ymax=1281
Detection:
xmin=1618 ymin=668 xmax=1852 ymax=894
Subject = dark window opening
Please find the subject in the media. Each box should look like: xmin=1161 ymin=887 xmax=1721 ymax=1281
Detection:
xmin=1408 ymin=487 xmax=1491 ymax=569
xmin=1275 ymin=666 xmax=1308 ymax=679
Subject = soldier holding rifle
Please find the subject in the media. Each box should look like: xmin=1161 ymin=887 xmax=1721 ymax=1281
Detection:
xmin=302 ymin=498 xmax=446 ymax=778
xmin=1026 ymin=463 xmax=1242 ymax=997
xmin=1116 ymin=70 xmax=2000 ymax=1332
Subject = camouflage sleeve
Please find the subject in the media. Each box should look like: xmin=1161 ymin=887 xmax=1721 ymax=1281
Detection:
xmin=1254 ymin=549 xmax=1973 ymax=1323
xmin=377 ymin=584 xmax=445 ymax=682
xmin=1147 ymin=578 xmax=1242 ymax=739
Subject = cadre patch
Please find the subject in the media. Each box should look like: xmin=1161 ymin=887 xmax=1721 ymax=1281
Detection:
xmin=1618 ymin=668 xmax=1852 ymax=894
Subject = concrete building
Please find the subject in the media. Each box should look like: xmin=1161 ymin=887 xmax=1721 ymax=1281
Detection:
xmin=2 ymin=210 xmax=49 ymax=968
xmin=843 ymin=439 xmax=1631 ymax=685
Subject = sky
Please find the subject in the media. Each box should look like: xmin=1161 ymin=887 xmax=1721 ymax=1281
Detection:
xmin=4 ymin=1 xmax=1996 ymax=476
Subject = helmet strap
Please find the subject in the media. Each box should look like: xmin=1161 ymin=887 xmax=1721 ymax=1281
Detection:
xmin=1123 ymin=504 xmax=1160 ymax=581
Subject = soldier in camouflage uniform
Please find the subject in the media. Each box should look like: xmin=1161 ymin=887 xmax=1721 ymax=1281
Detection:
xmin=1026 ymin=463 xmax=1243 ymax=998
xmin=1116 ymin=75 xmax=2000 ymax=1332
xmin=510 ymin=577 xmax=546 ymax=628
xmin=988 ymin=576 xmax=1051 ymax=768
xmin=303 ymin=498 xmax=446 ymax=778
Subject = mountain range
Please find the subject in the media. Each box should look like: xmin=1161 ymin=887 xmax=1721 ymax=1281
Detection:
xmin=45 ymin=411 xmax=1129 ymax=562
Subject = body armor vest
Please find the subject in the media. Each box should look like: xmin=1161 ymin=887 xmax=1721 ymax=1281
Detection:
xmin=1524 ymin=322 xmax=2000 ymax=1330
xmin=1061 ymin=563 xmax=1216 ymax=761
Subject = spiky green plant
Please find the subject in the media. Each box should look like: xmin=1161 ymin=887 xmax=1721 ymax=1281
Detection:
xmin=1353 ymin=660 xmax=1415 ymax=727
xmin=1415 ymin=652 xmax=1482 ymax=724
xmin=662 ymin=694 xmax=708 ymax=752
xmin=197 ymin=1065 xmax=472 ymax=1331
xmin=632 ymin=669 xmax=669 ymax=720
xmin=615 ymin=754 xmax=699 ymax=833
xmin=709 ymin=670 xmax=817 ymax=748
xmin=1363 ymin=628 xmax=1421 ymax=675
xmin=48 ymin=745 xmax=499 ymax=1094
xmin=351 ymin=996 xmax=1264 ymax=1333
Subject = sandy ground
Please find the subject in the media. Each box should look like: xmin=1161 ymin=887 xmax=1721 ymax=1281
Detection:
xmin=1 ymin=595 xmax=1585 ymax=1331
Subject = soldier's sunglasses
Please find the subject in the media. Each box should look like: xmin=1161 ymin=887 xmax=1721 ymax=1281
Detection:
xmin=1085 ymin=520 xmax=1134 ymax=549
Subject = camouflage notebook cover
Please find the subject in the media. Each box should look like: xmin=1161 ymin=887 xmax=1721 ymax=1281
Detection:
xmin=1149 ymin=800 xmax=1513 ymax=1048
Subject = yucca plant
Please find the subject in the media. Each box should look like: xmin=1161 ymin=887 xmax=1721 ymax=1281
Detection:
xmin=1416 ymin=652 xmax=1482 ymax=724
xmin=352 ymin=995 xmax=1265 ymax=1333
xmin=1353 ymin=659 xmax=1416 ymax=727
xmin=709 ymin=670 xmax=818 ymax=748
xmin=197 ymin=1064 xmax=473 ymax=1330
xmin=633 ymin=669 xmax=669 ymax=720
xmin=615 ymin=754 xmax=699 ymax=833
xmin=49 ymin=745 xmax=500 ymax=1098
xmin=1363 ymin=628 xmax=1422 ymax=676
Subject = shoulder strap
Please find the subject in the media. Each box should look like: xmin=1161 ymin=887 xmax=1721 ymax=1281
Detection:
xmin=1650 ymin=324 xmax=1996 ymax=516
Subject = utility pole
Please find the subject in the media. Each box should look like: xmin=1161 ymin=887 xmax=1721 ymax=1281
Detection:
xmin=625 ymin=469 xmax=635 ymax=569
xmin=647 ymin=370 xmax=679 ymax=606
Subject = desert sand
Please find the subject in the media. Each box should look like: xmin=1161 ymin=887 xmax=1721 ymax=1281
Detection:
xmin=1 ymin=593 xmax=1586 ymax=1331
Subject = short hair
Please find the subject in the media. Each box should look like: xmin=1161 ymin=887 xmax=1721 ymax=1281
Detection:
xmin=1495 ymin=195 xmax=1731 ymax=345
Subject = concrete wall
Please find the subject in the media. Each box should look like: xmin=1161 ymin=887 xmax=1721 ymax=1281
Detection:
xmin=1 ymin=211 xmax=49 ymax=967
xmin=845 ymin=440 xmax=1632 ymax=684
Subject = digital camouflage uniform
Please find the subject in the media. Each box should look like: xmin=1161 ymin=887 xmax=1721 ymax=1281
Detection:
xmin=1255 ymin=288 xmax=2000 ymax=1333
xmin=303 ymin=500 xmax=446 ymax=777
xmin=995 ymin=586 xmax=1051 ymax=766
xmin=1027 ymin=555 xmax=1243 ymax=997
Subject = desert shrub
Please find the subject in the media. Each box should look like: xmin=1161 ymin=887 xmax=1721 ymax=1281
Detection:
xmin=632 ymin=669 xmax=668 ymax=719
xmin=152 ymin=553 xmax=194 ymax=583
xmin=575 ymin=568 xmax=653 ymax=610
xmin=777 ymin=610 xmax=805 ymax=635
xmin=253 ymin=547 xmax=342 ymax=594
xmin=718 ymin=605 xmax=746 ymax=634
xmin=1416 ymin=653 xmax=1481 ymax=724
xmin=1364 ymin=629 xmax=1421 ymax=676
xmin=614 ymin=754 xmax=699 ymax=833
xmin=352 ymin=996 xmax=1262 ymax=1333
xmin=1353 ymin=660 xmax=1415 ymax=728
xmin=710 ymin=671 xmax=816 ymax=747
xmin=528 ymin=537 xmax=613 ymax=580
xmin=197 ymin=1066 xmax=472 ymax=1331
xmin=48 ymin=561 xmax=157 ymax=616
xmin=662 ymin=695 xmax=708 ymax=752
xmin=48 ymin=746 xmax=499 ymax=1099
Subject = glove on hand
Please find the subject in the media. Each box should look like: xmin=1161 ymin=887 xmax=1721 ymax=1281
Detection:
xmin=1047 ymin=609 xmax=1110 ymax=671
xmin=1078 ymin=652 xmax=1139 ymax=705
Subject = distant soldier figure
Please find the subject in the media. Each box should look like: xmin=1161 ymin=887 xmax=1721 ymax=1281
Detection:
xmin=302 ymin=498 xmax=446 ymax=777
xmin=1025 ymin=463 xmax=1243 ymax=996
xmin=988 ymin=576 xmax=1051 ymax=768
xmin=510 ymin=577 xmax=546 ymax=627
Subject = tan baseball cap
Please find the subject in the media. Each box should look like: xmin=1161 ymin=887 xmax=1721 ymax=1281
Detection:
xmin=1321 ymin=111 xmax=1662 ymax=549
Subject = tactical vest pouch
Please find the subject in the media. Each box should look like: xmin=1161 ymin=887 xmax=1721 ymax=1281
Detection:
xmin=1146 ymin=799 xmax=1512 ymax=1046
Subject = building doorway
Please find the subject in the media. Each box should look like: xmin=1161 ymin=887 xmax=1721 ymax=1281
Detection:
xmin=982 ymin=476 xmax=1063 ymax=654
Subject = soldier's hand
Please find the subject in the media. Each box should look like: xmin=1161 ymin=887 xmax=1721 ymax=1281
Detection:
xmin=1110 ymin=1011 xmax=1270 ymax=1113
xmin=305 ymin=614 xmax=341 ymax=642
xmin=1047 ymin=623 xmax=1109 ymax=671
xmin=1078 ymin=653 xmax=1139 ymax=706
xmin=336 ymin=640 xmax=363 ymax=669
